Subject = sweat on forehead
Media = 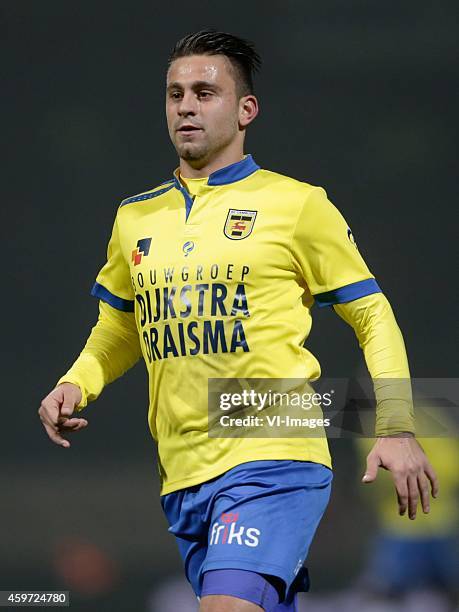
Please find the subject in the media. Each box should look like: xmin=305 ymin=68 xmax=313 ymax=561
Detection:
xmin=168 ymin=55 xmax=233 ymax=76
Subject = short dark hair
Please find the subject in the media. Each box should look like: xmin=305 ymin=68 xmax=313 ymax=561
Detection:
xmin=168 ymin=29 xmax=261 ymax=97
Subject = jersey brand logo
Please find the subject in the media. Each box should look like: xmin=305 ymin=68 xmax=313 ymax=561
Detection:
xmin=224 ymin=209 xmax=257 ymax=240
xmin=132 ymin=237 xmax=152 ymax=266
xmin=182 ymin=241 xmax=195 ymax=256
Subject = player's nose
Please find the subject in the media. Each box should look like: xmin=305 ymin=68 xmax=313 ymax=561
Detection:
xmin=177 ymin=91 xmax=198 ymax=116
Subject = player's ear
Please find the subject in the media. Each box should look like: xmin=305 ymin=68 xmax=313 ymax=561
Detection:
xmin=238 ymin=95 xmax=259 ymax=128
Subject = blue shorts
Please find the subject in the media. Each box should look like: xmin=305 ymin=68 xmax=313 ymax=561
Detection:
xmin=160 ymin=460 xmax=332 ymax=603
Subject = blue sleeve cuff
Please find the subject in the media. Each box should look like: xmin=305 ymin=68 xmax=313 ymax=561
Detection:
xmin=314 ymin=278 xmax=381 ymax=308
xmin=90 ymin=282 xmax=135 ymax=312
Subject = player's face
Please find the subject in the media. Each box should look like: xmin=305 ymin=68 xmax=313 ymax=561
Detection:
xmin=166 ymin=55 xmax=242 ymax=166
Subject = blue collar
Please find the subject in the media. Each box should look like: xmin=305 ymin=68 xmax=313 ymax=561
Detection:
xmin=207 ymin=154 xmax=260 ymax=185
xmin=173 ymin=154 xmax=260 ymax=189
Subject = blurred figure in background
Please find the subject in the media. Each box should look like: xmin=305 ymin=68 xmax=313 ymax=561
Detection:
xmin=355 ymin=425 xmax=459 ymax=612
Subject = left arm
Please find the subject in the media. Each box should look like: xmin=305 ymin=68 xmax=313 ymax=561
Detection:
xmin=289 ymin=186 xmax=438 ymax=518
xmin=334 ymin=293 xmax=439 ymax=519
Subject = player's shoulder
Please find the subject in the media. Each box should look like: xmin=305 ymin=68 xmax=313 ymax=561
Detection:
xmin=256 ymin=168 xmax=326 ymax=201
xmin=118 ymin=178 xmax=176 ymax=208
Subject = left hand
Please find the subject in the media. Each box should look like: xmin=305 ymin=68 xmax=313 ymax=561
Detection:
xmin=362 ymin=434 xmax=439 ymax=519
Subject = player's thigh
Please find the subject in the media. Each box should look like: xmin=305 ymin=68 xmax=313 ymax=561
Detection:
xmin=200 ymin=595 xmax=262 ymax=612
xmin=199 ymin=572 xmax=297 ymax=612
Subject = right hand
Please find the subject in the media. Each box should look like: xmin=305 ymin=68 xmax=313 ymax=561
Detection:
xmin=38 ymin=383 xmax=88 ymax=448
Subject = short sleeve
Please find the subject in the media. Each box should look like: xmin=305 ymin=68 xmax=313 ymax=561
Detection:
xmin=291 ymin=187 xmax=381 ymax=308
xmin=90 ymin=214 xmax=135 ymax=312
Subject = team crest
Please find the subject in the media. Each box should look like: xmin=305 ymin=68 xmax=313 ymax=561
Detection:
xmin=224 ymin=209 xmax=257 ymax=240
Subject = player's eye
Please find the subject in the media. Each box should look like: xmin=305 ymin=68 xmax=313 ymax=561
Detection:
xmin=198 ymin=91 xmax=212 ymax=99
xmin=170 ymin=91 xmax=183 ymax=100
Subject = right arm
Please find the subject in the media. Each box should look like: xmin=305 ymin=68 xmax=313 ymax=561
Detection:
xmin=39 ymin=206 xmax=139 ymax=447
xmin=38 ymin=299 xmax=141 ymax=447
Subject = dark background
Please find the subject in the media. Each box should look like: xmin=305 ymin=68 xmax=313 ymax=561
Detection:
xmin=2 ymin=1 xmax=458 ymax=610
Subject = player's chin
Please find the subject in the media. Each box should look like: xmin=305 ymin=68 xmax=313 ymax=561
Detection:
xmin=176 ymin=142 xmax=208 ymax=162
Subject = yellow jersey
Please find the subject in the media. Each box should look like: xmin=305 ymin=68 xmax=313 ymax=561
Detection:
xmin=61 ymin=155 xmax=387 ymax=494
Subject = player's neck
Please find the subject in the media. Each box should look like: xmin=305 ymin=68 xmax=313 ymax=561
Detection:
xmin=179 ymin=147 xmax=245 ymax=179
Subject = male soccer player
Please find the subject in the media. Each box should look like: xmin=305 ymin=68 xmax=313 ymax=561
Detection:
xmin=39 ymin=31 xmax=438 ymax=612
